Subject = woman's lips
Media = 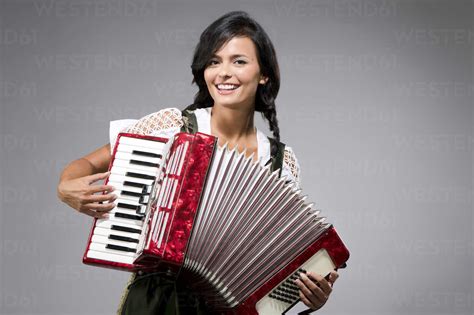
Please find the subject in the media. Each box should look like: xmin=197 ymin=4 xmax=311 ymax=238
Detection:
xmin=216 ymin=83 xmax=240 ymax=95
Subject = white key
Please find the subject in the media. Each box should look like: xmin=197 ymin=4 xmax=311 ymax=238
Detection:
xmin=112 ymin=160 xmax=158 ymax=175
xmin=107 ymin=181 xmax=147 ymax=194
xmin=108 ymin=173 xmax=154 ymax=186
xmin=89 ymin=243 xmax=136 ymax=257
xmin=119 ymin=137 xmax=166 ymax=150
xmin=93 ymin=227 xmax=139 ymax=239
xmin=115 ymin=151 xmax=161 ymax=165
xmin=91 ymin=235 xmax=139 ymax=250
xmin=86 ymin=250 xmax=135 ymax=265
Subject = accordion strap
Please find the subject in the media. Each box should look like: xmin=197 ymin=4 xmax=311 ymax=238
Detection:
xmin=181 ymin=108 xmax=285 ymax=175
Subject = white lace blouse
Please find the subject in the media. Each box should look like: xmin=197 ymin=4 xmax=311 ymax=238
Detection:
xmin=109 ymin=107 xmax=301 ymax=185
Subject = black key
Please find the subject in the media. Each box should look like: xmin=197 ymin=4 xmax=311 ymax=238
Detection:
xmin=126 ymin=171 xmax=155 ymax=180
xmin=111 ymin=225 xmax=141 ymax=234
xmin=132 ymin=150 xmax=162 ymax=158
xmin=123 ymin=181 xmax=147 ymax=192
xmin=115 ymin=212 xmax=143 ymax=221
xmin=117 ymin=202 xmax=141 ymax=211
xmin=121 ymin=190 xmax=144 ymax=198
xmin=130 ymin=159 xmax=159 ymax=168
xmin=106 ymin=244 xmax=136 ymax=253
xmin=109 ymin=234 xmax=139 ymax=243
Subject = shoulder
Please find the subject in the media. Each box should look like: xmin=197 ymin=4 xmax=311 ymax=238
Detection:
xmin=281 ymin=145 xmax=301 ymax=186
xmin=125 ymin=107 xmax=183 ymax=136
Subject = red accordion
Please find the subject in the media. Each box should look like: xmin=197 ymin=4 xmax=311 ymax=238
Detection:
xmin=83 ymin=132 xmax=349 ymax=314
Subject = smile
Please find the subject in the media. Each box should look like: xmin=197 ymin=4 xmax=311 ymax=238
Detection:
xmin=216 ymin=84 xmax=240 ymax=91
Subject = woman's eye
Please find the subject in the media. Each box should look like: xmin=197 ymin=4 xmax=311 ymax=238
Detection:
xmin=208 ymin=60 xmax=219 ymax=66
xmin=235 ymin=59 xmax=247 ymax=65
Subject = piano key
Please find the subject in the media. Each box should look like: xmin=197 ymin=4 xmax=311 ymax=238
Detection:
xmin=123 ymin=181 xmax=147 ymax=189
xmin=111 ymin=224 xmax=141 ymax=234
xmin=116 ymin=143 xmax=161 ymax=156
xmin=130 ymin=159 xmax=159 ymax=168
xmin=86 ymin=249 xmax=135 ymax=265
xmin=139 ymin=195 xmax=150 ymax=204
xmin=125 ymin=171 xmax=155 ymax=180
xmin=108 ymin=173 xmax=154 ymax=186
xmin=113 ymin=160 xmax=158 ymax=175
xmin=131 ymin=150 xmax=162 ymax=158
xmin=95 ymin=219 xmax=142 ymax=231
xmin=114 ymin=212 xmax=144 ymax=221
xmin=107 ymin=180 xmax=147 ymax=194
xmin=93 ymin=226 xmax=139 ymax=239
xmin=96 ymin=216 xmax=143 ymax=228
xmin=89 ymin=243 xmax=136 ymax=256
xmin=106 ymin=244 xmax=136 ymax=253
xmin=118 ymin=136 xmax=166 ymax=150
xmin=91 ymin=234 xmax=139 ymax=249
xmin=120 ymin=190 xmax=145 ymax=198
xmin=115 ymin=151 xmax=161 ymax=165
xmin=109 ymin=234 xmax=139 ymax=243
xmin=112 ymin=190 xmax=140 ymax=206
xmin=116 ymin=201 xmax=143 ymax=212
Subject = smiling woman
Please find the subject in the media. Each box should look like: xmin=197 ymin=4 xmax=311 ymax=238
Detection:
xmin=57 ymin=10 xmax=337 ymax=315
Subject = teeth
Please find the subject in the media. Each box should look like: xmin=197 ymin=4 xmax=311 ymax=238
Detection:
xmin=217 ymin=84 xmax=239 ymax=90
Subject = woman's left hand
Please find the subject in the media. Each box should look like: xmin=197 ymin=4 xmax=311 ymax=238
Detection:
xmin=294 ymin=270 xmax=339 ymax=311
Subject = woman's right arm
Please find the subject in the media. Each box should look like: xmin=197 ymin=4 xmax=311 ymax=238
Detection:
xmin=57 ymin=144 xmax=117 ymax=218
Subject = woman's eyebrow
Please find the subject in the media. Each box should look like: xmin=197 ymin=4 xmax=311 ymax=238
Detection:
xmin=212 ymin=53 xmax=250 ymax=59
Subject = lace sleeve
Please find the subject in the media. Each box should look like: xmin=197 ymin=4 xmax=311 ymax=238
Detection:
xmin=281 ymin=146 xmax=301 ymax=186
xmin=125 ymin=108 xmax=183 ymax=136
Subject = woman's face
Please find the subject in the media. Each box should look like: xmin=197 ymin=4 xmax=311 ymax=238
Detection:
xmin=204 ymin=36 xmax=267 ymax=111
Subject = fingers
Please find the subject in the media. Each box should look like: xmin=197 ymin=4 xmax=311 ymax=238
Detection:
xmin=80 ymin=201 xmax=116 ymax=213
xmin=307 ymin=272 xmax=333 ymax=294
xmin=83 ymin=193 xmax=117 ymax=204
xmin=79 ymin=207 xmax=110 ymax=219
xmin=327 ymin=270 xmax=339 ymax=285
xmin=87 ymin=172 xmax=110 ymax=184
xmin=298 ymin=273 xmax=328 ymax=301
xmin=89 ymin=184 xmax=115 ymax=194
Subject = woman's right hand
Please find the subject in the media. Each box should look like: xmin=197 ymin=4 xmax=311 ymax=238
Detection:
xmin=57 ymin=172 xmax=117 ymax=218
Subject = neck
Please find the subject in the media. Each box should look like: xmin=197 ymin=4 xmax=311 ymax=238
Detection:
xmin=210 ymin=105 xmax=255 ymax=143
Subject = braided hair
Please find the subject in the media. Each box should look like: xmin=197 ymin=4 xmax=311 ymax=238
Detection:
xmin=186 ymin=11 xmax=281 ymax=156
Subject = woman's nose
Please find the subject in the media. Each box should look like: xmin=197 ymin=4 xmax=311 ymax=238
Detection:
xmin=218 ymin=63 xmax=232 ymax=78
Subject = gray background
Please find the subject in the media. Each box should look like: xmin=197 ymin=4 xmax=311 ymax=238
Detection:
xmin=0 ymin=0 xmax=472 ymax=314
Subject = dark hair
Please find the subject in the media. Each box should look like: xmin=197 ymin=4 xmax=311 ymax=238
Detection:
xmin=186 ymin=11 xmax=281 ymax=155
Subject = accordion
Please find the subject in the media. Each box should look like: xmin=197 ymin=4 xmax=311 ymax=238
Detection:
xmin=83 ymin=132 xmax=349 ymax=314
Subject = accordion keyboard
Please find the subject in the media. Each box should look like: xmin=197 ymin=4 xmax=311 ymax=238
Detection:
xmin=255 ymin=248 xmax=336 ymax=315
xmin=85 ymin=136 xmax=165 ymax=266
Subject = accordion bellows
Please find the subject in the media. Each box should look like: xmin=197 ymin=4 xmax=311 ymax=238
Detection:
xmin=83 ymin=132 xmax=349 ymax=314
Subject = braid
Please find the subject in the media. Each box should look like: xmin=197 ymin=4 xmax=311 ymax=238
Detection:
xmin=262 ymin=106 xmax=280 ymax=156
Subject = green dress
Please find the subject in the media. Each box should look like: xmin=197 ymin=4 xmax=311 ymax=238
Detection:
xmin=118 ymin=109 xmax=286 ymax=315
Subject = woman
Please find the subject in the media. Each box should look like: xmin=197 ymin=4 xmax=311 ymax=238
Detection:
xmin=58 ymin=11 xmax=338 ymax=314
